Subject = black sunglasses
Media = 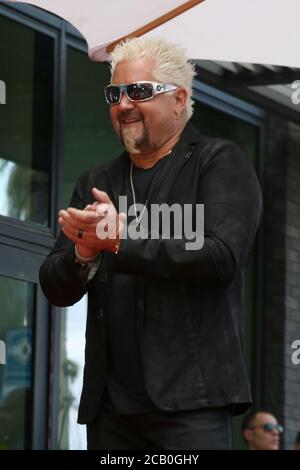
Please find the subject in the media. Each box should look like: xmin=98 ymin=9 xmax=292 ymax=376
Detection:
xmin=250 ymin=423 xmax=284 ymax=433
xmin=104 ymin=81 xmax=177 ymax=105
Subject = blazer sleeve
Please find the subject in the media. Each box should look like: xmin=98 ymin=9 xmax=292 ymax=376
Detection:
xmin=113 ymin=141 xmax=263 ymax=286
xmin=39 ymin=173 xmax=90 ymax=307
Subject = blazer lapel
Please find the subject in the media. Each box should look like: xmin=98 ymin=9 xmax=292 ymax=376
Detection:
xmin=104 ymin=122 xmax=203 ymax=207
xmin=147 ymin=122 xmax=203 ymax=204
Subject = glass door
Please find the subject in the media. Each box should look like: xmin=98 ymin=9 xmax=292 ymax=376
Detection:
xmin=0 ymin=244 xmax=49 ymax=450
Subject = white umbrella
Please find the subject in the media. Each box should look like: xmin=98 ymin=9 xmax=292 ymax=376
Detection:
xmin=5 ymin=0 xmax=300 ymax=67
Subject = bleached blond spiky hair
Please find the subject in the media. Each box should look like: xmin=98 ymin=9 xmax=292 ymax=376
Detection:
xmin=110 ymin=37 xmax=196 ymax=120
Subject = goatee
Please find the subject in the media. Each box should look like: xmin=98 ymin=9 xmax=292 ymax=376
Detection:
xmin=122 ymin=125 xmax=142 ymax=154
xmin=120 ymin=123 xmax=156 ymax=155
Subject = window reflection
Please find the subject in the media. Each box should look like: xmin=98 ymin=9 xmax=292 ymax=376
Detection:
xmin=58 ymin=297 xmax=87 ymax=450
xmin=0 ymin=158 xmax=49 ymax=222
xmin=0 ymin=15 xmax=53 ymax=225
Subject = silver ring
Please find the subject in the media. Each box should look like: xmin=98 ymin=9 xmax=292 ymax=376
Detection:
xmin=78 ymin=228 xmax=84 ymax=239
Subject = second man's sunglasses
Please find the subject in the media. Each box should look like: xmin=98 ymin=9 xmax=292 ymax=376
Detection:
xmin=104 ymin=81 xmax=177 ymax=105
xmin=250 ymin=423 xmax=284 ymax=433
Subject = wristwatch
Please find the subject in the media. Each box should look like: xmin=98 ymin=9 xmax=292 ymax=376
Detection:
xmin=74 ymin=257 xmax=92 ymax=275
xmin=74 ymin=246 xmax=102 ymax=282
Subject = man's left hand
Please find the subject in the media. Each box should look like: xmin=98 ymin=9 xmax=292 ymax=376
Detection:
xmin=58 ymin=188 xmax=126 ymax=256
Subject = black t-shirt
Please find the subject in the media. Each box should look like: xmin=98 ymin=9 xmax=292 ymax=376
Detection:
xmin=101 ymin=154 xmax=171 ymax=414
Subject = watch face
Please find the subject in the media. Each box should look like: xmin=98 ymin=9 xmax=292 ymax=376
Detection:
xmin=74 ymin=258 xmax=89 ymax=270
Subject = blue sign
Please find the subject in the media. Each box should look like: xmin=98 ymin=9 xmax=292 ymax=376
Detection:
xmin=3 ymin=328 xmax=32 ymax=388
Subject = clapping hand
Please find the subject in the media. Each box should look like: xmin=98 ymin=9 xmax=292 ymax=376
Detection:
xmin=58 ymin=188 xmax=126 ymax=258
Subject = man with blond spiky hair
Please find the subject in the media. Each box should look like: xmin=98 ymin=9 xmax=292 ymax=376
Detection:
xmin=40 ymin=37 xmax=262 ymax=450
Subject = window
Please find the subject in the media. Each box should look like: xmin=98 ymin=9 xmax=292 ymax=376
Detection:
xmin=0 ymin=15 xmax=54 ymax=226
xmin=0 ymin=275 xmax=35 ymax=450
xmin=63 ymin=47 xmax=122 ymax=207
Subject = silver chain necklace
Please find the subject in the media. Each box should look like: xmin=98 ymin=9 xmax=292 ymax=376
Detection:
xmin=130 ymin=161 xmax=148 ymax=226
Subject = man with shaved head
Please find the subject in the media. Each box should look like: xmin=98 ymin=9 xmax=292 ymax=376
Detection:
xmin=242 ymin=410 xmax=283 ymax=450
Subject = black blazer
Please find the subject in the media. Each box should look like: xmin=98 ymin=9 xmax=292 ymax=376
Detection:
xmin=39 ymin=122 xmax=263 ymax=423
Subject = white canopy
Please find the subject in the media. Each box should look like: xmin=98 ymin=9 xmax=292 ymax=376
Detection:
xmin=5 ymin=0 xmax=300 ymax=67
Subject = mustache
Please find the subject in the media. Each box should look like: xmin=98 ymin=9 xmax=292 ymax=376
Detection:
xmin=119 ymin=111 xmax=143 ymax=121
